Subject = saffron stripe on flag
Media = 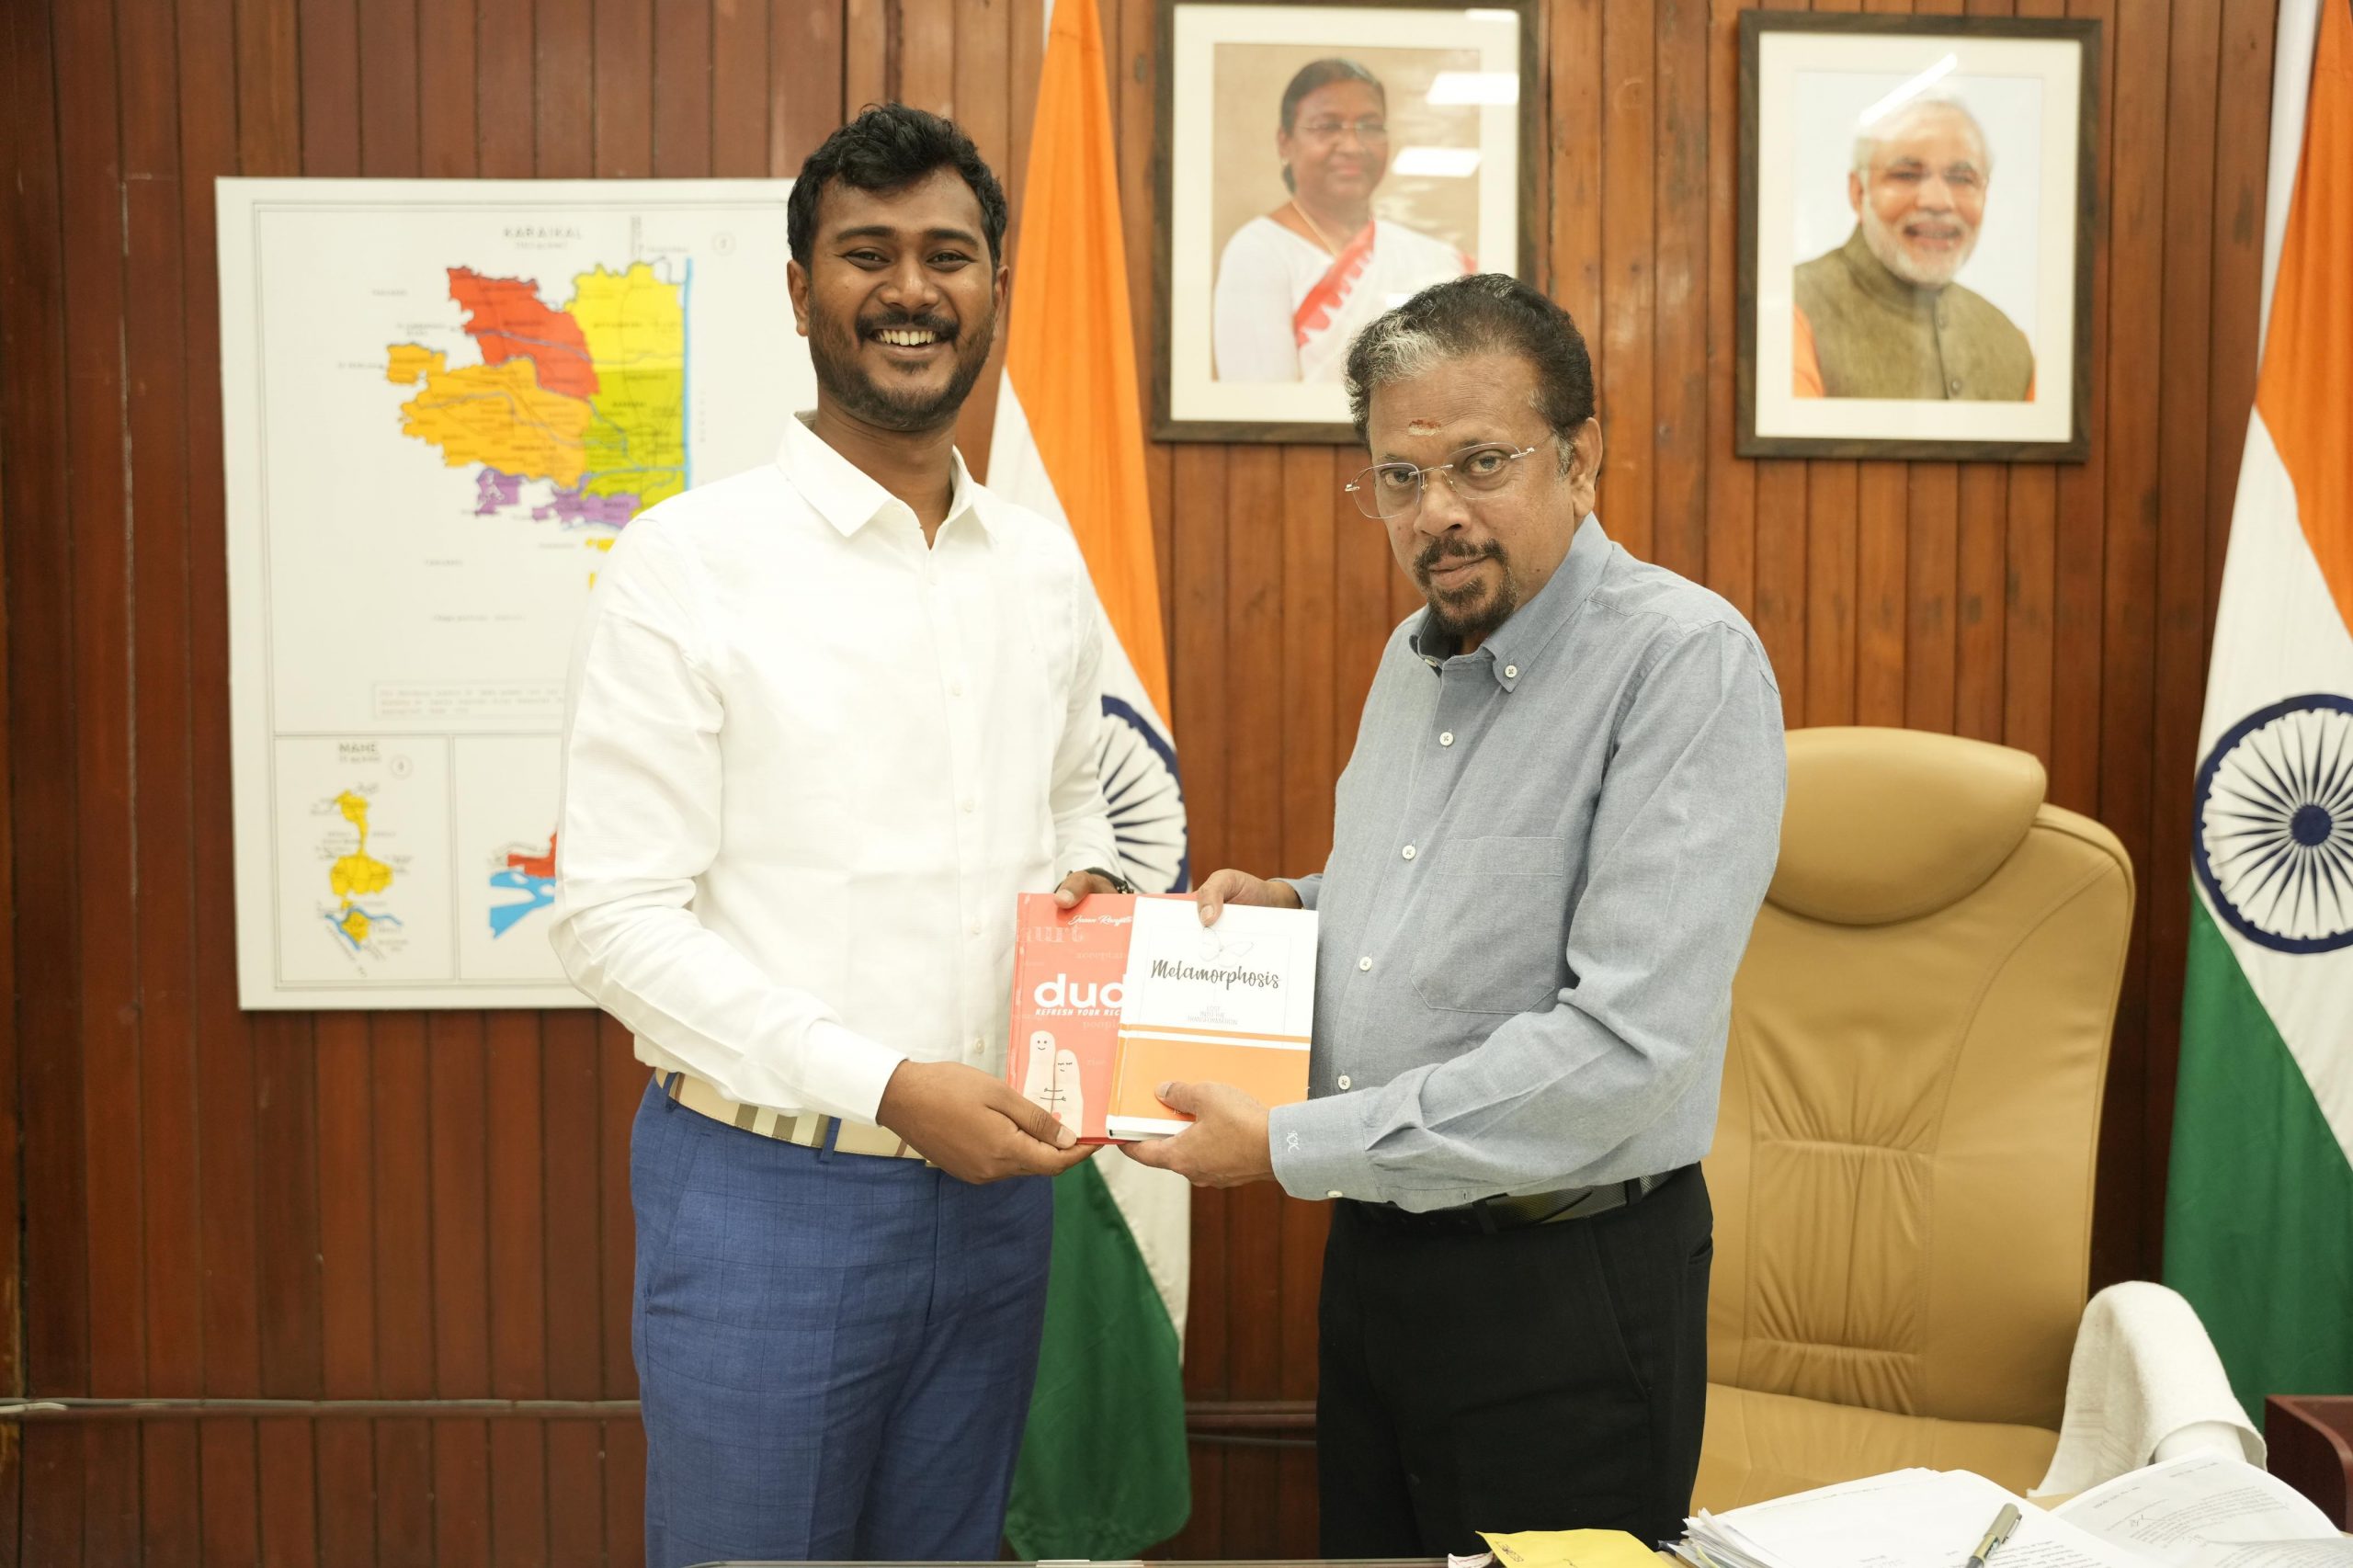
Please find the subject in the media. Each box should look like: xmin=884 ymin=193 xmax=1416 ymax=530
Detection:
xmin=990 ymin=0 xmax=1194 ymax=1552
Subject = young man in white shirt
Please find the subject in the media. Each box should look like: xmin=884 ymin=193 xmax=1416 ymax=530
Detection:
xmin=551 ymin=105 xmax=1129 ymax=1568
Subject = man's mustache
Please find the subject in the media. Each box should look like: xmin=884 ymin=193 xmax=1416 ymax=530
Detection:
xmin=858 ymin=309 xmax=960 ymax=339
xmin=1416 ymin=539 xmax=1503 ymax=575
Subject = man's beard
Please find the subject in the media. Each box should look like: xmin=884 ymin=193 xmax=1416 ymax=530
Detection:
xmin=807 ymin=302 xmax=995 ymax=431
xmin=1861 ymin=201 xmax=1978 ymax=289
xmin=1415 ymin=538 xmax=1518 ymax=643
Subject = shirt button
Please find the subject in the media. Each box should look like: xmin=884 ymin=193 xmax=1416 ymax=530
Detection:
xmin=1326 ymin=1190 xmax=1345 ymax=1199
xmin=1504 ymin=665 xmax=1519 ymax=680
xmin=949 ymin=679 xmax=964 ymax=697
xmin=1336 ymin=1074 xmax=1352 ymax=1090
xmin=1439 ymin=732 xmax=1455 ymax=746
xmin=1401 ymin=845 xmax=1416 ymax=860
xmin=961 ymin=799 xmax=975 ymax=813
xmin=1358 ymin=956 xmax=1373 ymax=971
xmin=1948 ymin=378 xmax=1963 ymax=394
xmin=969 ymin=920 xmax=982 ymax=936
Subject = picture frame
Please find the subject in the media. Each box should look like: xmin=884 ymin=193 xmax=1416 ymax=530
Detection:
xmin=1737 ymin=12 xmax=2099 ymax=461
xmin=1154 ymin=0 xmax=1540 ymax=444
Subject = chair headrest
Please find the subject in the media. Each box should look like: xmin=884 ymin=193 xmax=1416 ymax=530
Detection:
xmin=1768 ymin=726 xmax=2049 ymax=926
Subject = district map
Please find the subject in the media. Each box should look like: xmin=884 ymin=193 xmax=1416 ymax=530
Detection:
xmin=388 ymin=261 xmax=688 ymax=540
xmin=222 ymin=179 xmax=810 ymax=1009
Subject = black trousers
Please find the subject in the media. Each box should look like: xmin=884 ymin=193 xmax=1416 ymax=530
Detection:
xmin=1315 ymin=1165 xmax=1712 ymax=1556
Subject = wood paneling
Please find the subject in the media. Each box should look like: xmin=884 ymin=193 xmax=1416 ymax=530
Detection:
xmin=0 ymin=0 xmax=2275 ymax=1559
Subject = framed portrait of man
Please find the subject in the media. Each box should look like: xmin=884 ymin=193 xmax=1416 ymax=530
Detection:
xmin=1738 ymin=13 xmax=2098 ymax=460
xmin=1155 ymin=0 xmax=1538 ymax=443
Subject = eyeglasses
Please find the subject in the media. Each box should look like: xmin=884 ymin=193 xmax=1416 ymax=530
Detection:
xmin=1296 ymin=116 xmax=1389 ymax=143
xmin=1344 ymin=443 xmax=1541 ymax=519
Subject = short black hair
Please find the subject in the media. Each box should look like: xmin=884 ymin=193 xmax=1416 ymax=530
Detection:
xmin=788 ymin=103 xmax=1009 ymax=267
xmin=1343 ymin=274 xmax=1597 ymax=449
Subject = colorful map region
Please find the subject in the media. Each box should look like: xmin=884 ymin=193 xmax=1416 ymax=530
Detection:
xmin=449 ymin=267 xmax=597 ymax=397
xmin=388 ymin=260 xmax=688 ymax=532
xmin=326 ymin=790 xmax=400 ymax=953
xmin=386 ymin=347 xmax=592 ymax=486
xmin=488 ymin=832 xmax=559 ymax=938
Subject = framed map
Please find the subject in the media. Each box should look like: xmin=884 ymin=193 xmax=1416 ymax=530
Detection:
xmin=217 ymin=178 xmax=815 ymax=1008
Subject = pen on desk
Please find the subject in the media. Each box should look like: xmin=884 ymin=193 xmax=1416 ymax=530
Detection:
xmin=1967 ymin=1502 xmax=2021 ymax=1568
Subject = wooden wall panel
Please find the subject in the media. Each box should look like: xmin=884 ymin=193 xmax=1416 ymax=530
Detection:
xmin=0 ymin=0 xmax=2282 ymax=1558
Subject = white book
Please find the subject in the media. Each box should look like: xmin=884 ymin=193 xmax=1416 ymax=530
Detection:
xmin=1102 ymin=897 xmax=1317 ymax=1141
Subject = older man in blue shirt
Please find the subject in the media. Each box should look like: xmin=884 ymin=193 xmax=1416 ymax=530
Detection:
xmin=1126 ymin=274 xmax=1786 ymax=1553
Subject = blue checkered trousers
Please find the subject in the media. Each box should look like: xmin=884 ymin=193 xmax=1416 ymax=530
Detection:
xmin=630 ymin=1078 xmax=1055 ymax=1567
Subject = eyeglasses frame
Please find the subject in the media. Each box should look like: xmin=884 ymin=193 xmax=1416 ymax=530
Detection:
xmin=1342 ymin=442 xmax=1545 ymax=519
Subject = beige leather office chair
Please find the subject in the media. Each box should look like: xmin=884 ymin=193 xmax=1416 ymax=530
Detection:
xmin=1695 ymin=726 xmax=2136 ymax=1509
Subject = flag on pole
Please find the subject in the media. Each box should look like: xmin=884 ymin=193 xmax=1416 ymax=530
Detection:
xmin=989 ymin=0 xmax=1194 ymax=1551
xmin=2166 ymin=0 xmax=2353 ymax=1426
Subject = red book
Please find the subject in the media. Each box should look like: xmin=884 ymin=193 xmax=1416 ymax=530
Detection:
xmin=1006 ymin=892 xmax=1137 ymax=1143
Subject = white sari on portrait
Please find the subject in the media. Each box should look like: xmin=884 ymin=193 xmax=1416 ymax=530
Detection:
xmin=1212 ymin=216 xmax=1472 ymax=383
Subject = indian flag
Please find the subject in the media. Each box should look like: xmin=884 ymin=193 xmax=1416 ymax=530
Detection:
xmin=2165 ymin=0 xmax=2353 ymax=1426
xmin=990 ymin=0 xmax=1194 ymax=1551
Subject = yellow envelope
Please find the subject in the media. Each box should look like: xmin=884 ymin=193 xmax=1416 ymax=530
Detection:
xmin=1478 ymin=1527 xmax=1662 ymax=1568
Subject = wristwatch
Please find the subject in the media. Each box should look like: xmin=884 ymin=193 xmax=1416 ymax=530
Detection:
xmin=1077 ymin=865 xmax=1139 ymax=894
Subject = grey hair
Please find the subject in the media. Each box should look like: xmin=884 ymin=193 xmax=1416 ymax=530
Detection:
xmin=1342 ymin=273 xmax=1596 ymax=451
xmin=1851 ymin=91 xmax=1993 ymax=179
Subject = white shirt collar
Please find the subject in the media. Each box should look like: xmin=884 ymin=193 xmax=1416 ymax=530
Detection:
xmin=776 ymin=412 xmax=986 ymax=540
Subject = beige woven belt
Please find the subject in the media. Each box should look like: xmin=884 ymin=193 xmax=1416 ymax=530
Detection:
xmin=657 ymin=1070 xmax=926 ymax=1161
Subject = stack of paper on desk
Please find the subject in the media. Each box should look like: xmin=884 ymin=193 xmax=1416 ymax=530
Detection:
xmin=1677 ymin=1453 xmax=2347 ymax=1568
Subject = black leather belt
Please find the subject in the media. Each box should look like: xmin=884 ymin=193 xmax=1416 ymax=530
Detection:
xmin=1346 ymin=1168 xmax=1676 ymax=1235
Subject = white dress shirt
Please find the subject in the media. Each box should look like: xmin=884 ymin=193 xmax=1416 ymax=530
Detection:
xmin=551 ymin=415 xmax=1120 ymax=1126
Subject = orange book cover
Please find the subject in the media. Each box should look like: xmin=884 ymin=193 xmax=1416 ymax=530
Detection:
xmin=1006 ymin=892 xmax=1136 ymax=1144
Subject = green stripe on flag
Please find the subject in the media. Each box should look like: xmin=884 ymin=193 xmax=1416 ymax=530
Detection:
xmin=1006 ymin=1157 xmax=1191 ymax=1558
xmin=2165 ymin=892 xmax=2353 ymax=1426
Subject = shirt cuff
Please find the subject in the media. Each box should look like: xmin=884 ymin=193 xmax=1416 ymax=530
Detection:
xmin=1268 ymin=1093 xmax=1382 ymax=1203
xmin=798 ymin=1019 xmax=907 ymax=1127
xmin=1053 ymin=849 xmax=1119 ymax=892
xmin=1277 ymin=876 xmax=1321 ymax=912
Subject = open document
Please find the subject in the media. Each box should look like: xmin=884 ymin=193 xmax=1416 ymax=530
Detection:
xmin=1679 ymin=1457 xmax=2347 ymax=1568
xmin=2050 ymin=1451 xmax=2351 ymax=1567
xmin=1679 ymin=1468 xmax=2145 ymax=1568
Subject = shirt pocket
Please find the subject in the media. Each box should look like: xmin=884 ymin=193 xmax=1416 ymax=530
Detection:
xmin=1409 ymin=835 xmax=1570 ymax=1015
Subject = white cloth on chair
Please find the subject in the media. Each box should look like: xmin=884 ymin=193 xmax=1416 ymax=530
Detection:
xmin=2034 ymin=1281 xmax=2264 ymax=1496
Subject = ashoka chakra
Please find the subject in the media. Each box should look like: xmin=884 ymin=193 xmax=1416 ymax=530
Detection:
xmin=2192 ymin=692 xmax=2353 ymax=955
xmin=1097 ymin=695 xmax=1190 ymax=894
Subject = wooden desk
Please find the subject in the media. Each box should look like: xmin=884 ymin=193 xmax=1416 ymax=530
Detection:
xmin=2268 ymin=1394 xmax=2353 ymax=1529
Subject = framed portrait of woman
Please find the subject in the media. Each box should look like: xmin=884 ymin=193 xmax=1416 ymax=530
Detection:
xmin=1155 ymin=0 xmax=1538 ymax=443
